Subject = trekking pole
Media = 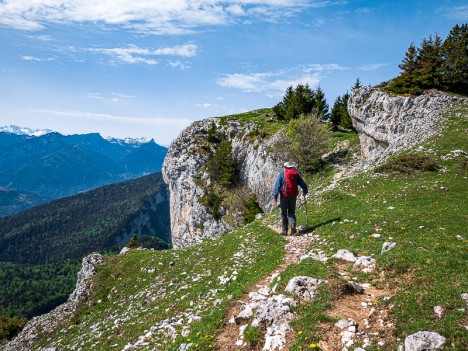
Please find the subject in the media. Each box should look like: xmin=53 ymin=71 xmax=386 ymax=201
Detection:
xmin=303 ymin=195 xmax=309 ymax=226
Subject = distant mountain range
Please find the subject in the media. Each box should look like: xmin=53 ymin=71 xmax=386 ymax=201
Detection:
xmin=0 ymin=126 xmax=167 ymax=217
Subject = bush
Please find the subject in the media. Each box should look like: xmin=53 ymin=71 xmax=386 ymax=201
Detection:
xmin=286 ymin=113 xmax=332 ymax=173
xmin=375 ymin=155 xmax=439 ymax=174
xmin=242 ymin=194 xmax=263 ymax=225
xmin=0 ymin=314 xmax=27 ymax=341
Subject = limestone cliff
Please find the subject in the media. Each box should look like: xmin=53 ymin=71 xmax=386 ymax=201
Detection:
xmin=162 ymin=116 xmax=281 ymax=248
xmin=348 ymin=88 xmax=460 ymax=161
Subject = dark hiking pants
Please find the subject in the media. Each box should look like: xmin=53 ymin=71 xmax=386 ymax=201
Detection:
xmin=280 ymin=195 xmax=297 ymax=231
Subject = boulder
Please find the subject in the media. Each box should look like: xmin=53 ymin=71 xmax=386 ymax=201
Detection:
xmin=404 ymin=331 xmax=445 ymax=351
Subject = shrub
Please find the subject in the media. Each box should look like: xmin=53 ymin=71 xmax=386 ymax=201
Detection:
xmin=286 ymin=113 xmax=332 ymax=173
xmin=375 ymin=155 xmax=439 ymax=174
xmin=0 ymin=315 xmax=27 ymax=341
xmin=242 ymin=194 xmax=263 ymax=224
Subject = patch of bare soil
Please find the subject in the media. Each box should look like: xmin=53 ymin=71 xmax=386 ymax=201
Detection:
xmin=318 ymin=272 xmax=396 ymax=351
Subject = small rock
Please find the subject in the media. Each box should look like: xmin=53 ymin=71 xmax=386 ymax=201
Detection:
xmin=335 ymin=319 xmax=350 ymax=329
xmin=353 ymin=256 xmax=376 ymax=273
xmin=433 ymin=306 xmax=443 ymax=318
xmin=372 ymin=233 xmax=381 ymax=238
xmin=347 ymin=281 xmax=364 ymax=294
xmin=381 ymin=242 xmax=397 ymax=254
xmin=461 ymin=293 xmax=468 ymax=301
xmin=332 ymin=249 xmax=357 ymax=262
xmin=285 ymin=276 xmax=325 ymax=302
xmin=178 ymin=343 xmax=193 ymax=351
xmin=119 ymin=247 xmax=131 ymax=255
xmin=404 ymin=331 xmax=445 ymax=351
xmin=354 ymin=348 xmax=366 ymax=351
xmin=255 ymin=213 xmax=263 ymax=220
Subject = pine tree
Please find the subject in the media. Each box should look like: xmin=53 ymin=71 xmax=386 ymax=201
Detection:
xmin=314 ymin=86 xmax=329 ymax=119
xmin=273 ymin=84 xmax=316 ymax=120
xmin=416 ymin=34 xmax=443 ymax=89
xmin=330 ymin=96 xmax=343 ymax=129
xmin=340 ymin=92 xmax=353 ymax=129
xmin=352 ymin=78 xmax=362 ymax=90
xmin=441 ymin=23 xmax=468 ymax=92
xmin=127 ymin=234 xmax=138 ymax=248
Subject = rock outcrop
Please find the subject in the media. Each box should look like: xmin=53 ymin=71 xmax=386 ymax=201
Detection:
xmin=162 ymin=116 xmax=281 ymax=248
xmin=348 ymin=88 xmax=460 ymax=162
xmin=3 ymin=253 xmax=104 ymax=351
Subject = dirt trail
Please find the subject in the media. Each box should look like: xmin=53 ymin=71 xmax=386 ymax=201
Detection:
xmin=216 ymin=225 xmax=317 ymax=351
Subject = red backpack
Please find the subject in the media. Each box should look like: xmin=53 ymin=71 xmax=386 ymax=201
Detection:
xmin=280 ymin=168 xmax=298 ymax=198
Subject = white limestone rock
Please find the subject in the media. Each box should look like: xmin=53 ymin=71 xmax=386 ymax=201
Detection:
xmin=332 ymin=249 xmax=357 ymax=262
xmin=348 ymin=88 xmax=461 ymax=162
xmin=381 ymin=242 xmax=397 ymax=254
xmin=404 ymin=331 xmax=445 ymax=351
xmin=353 ymin=256 xmax=376 ymax=273
xmin=285 ymin=276 xmax=325 ymax=302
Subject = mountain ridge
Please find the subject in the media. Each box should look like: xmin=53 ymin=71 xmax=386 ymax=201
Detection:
xmin=0 ymin=129 xmax=167 ymax=216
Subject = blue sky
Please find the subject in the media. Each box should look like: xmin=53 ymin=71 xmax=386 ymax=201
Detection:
xmin=0 ymin=1 xmax=466 ymax=145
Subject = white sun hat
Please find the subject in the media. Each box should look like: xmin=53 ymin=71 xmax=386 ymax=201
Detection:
xmin=283 ymin=161 xmax=296 ymax=168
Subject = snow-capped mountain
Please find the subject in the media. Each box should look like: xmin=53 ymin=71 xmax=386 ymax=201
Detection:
xmin=106 ymin=136 xmax=153 ymax=146
xmin=0 ymin=125 xmax=53 ymax=137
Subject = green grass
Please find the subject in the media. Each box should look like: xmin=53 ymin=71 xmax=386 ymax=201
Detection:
xmin=33 ymin=222 xmax=284 ymax=351
xmin=218 ymin=108 xmax=285 ymax=137
xmin=281 ymin=105 xmax=468 ymax=350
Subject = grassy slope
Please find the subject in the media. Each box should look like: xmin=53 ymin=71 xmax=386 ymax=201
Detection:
xmin=34 ymin=223 xmax=284 ymax=351
xmin=30 ymin=102 xmax=467 ymax=350
xmin=276 ymin=103 xmax=468 ymax=350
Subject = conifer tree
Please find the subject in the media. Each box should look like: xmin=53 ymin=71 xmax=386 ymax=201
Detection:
xmin=441 ymin=23 xmax=468 ymax=92
xmin=340 ymin=92 xmax=353 ymax=129
xmin=127 ymin=234 xmax=138 ymax=248
xmin=352 ymin=77 xmax=362 ymax=90
xmin=273 ymin=84 xmax=315 ymax=120
xmin=313 ymin=86 xmax=329 ymax=119
xmin=416 ymin=34 xmax=443 ymax=89
xmin=330 ymin=96 xmax=343 ymax=129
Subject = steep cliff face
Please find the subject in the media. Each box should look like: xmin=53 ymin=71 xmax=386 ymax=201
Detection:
xmin=3 ymin=253 xmax=104 ymax=351
xmin=162 ymin=117 xmax=281 ymax=248
xmin=348 ymin=88 xmax=460 ymax=161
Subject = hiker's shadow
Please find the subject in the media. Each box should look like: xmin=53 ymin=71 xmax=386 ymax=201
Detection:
xmin=300 ymin=217 xmax=341 ymax=234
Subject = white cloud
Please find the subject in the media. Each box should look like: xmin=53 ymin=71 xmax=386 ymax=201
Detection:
xmin=358 ymin=63 xmax=388 ymax=71
xmin=217 ymin=63 xmax=347 ymax=95
xmin=304 ymin=63 xmax=349 ymax=72
xmin=31 ymin=109 xmax=192 ymax=128
xmin=196 ymin=103 xmax=212 ymax=108
xmin=88 ymin=44 xmax=197 ymax=65
xmin=168 ymin=60 xmax=191 ymax=70
xmin=84 ymin=92 xmax=135 ymax=103
xmin=0 ymin=1 xmax=312 ymax=33
xmin=22 ymin=55 xmax=55 ymax=62
xmin=443 ymin=5 xmax=468 ymax=20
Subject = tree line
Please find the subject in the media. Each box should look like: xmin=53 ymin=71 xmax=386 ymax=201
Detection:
xmin=386 ymin=23 xmax=468 ymax=95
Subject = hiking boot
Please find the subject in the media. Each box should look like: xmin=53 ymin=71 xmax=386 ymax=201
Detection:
xmin=280 ymin=228 xmax=288 ymax=236
xmin=290 ymin=227 xmax=297 ymax=236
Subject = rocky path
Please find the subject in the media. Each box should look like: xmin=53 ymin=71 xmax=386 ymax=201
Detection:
xmin=216 ymin=226 xmax=317 ymax=351
xmin=215 ymin=218 xmax=397 ymax=351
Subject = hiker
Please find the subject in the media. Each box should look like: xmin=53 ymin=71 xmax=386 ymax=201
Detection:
xmin=273 ymin=162 xmax=308 ymax=235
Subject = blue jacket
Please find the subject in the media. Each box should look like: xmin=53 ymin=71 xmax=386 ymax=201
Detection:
xmin=273 ymin=169 xmax=308 ymax=201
